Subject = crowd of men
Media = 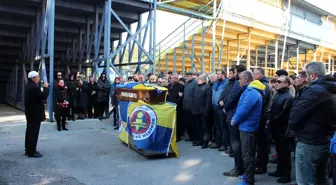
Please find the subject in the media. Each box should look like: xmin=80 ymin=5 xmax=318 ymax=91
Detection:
xmin=161 ymin=62 xmax=335 ymax=185
xmin=24 ymin=61 xmax=335 ymax=185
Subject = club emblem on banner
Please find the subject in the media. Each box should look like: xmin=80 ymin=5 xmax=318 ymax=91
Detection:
xmin=128 ymin=105 xmax=157 ymax=140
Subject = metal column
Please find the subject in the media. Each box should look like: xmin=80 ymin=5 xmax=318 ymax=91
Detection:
xmin=265 ymin=41 xmax=268 ymax=70
xmin=275 ymin=38 xmax=278 ymax=70
xmin=296 ymin=44 xmax=299 ymax=74
xmin=104 ymin=0 xmax=112 ymax=77
xmin=211 ymin=0 xmax=217 ymax=73
xmin=236 ymin=35 xmax=240 ymax=65
xmin=201 ymin=21 xmax=205 ymax=74
xmin=46 ymin=0 xmax=55 ymax=121
xmin=332 ymin=57 xmax=335 ymax=74
xmin=328 ymin=53 xmax=331 ymax=74
xmin=281 ymin=0 xmax=291 ymax=69
xmin=255 ymin=47 xmax=258 ymax=67
xmin=247 ymin=29 xmax=251 ymax=70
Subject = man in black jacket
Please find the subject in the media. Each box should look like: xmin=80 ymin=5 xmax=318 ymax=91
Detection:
xmin=253 ymin=68 xmax=273 ymax=174
xmin=167 ymin=74 xmax=184 ymax=141
xmin=218 ymin=68 xmax=235 ymax=154
xmin=289 ymin=62 xmax=336 ymax=185
xmin=193 ymin=74 xmax=212 ymax=148
xmin=96 ymin=72 xmax=111 ymax=121
xmin=183 ymin=72 xmax=198 ymax=142
xmin=268 ymin=76 xmax=294 ymax=183
xmin=24 ymin=71 xmax=49 ymax=158
xmin=223 ymin=64 xmax=246 ymax=177
xmin=87 ymin=76 xmax=97 ymax=119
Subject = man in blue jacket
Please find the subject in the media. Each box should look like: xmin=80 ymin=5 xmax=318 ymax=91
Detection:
xmin=231 ymin=71 xmax=265 ymax=185
xmin=223 ymin=64 xmax=246 ymax=177
xmin=210 ymin=69 xmax=229 ymax=151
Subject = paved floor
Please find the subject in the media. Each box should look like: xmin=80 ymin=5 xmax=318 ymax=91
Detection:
xmin=0 ymin=114 xmax=300 ymax=185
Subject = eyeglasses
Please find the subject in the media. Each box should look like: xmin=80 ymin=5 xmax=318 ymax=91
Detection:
xmin=277 ymin=80 xmax=285 ymax=83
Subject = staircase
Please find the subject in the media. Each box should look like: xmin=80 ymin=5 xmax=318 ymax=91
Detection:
xmin=152 ymin=0 xmax=224 ymax=74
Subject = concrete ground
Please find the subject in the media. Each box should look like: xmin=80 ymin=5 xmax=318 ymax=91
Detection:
xmin=0 ymin=105 xmax=298 ymax=185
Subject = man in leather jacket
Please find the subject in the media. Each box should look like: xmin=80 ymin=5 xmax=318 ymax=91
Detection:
xmin=268 ymin=76 xmax=294 ymax=183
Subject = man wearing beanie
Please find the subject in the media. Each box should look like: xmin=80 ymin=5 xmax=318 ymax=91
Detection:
xmin=24 ymin=71 xmax=49 ymax=158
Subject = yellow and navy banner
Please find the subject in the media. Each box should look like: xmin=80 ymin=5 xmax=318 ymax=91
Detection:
xmin=118 ymin=100 xmax=178 ymax=157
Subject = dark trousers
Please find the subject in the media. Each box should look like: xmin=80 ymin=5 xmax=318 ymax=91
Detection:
xmin=87 ymin=97 xmax=95 ymax=118
xmin=96 ymin=101 xmax=108 ymax=119
xmin=241 ymin=131 xmax=257 ymax=184
xmin=68 ymin=107 xmax=76 ymax=120
xmin=184 ymin=110 xmax=196 ymax=141
xmin=25 ymin=122 xmax=41 ymax=155
xmin=214 ymin=108 xmax=230 ymax=147
xmin=256 ymin=118 xmax=269 ymax=169
xmin=228 ymin=122 xmax=244 ymax=172
xmin=55 ymin=107 xmax=68 ymax=130
xmin=208 ymin=109 xmax=215 ymax=141
xmin=274 ymin=135 xmax=292 ymax=176
xmin=176 ymin=106 xmax=185 ymax=139
xmin=113 ymin=105 xmax=119 ymax=127
xmin=194 ymin=114 xmax=209 ymax=144
xmin=333 ymin=155 xmax=336 ymax=185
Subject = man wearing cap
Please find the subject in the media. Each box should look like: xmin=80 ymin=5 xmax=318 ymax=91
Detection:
xmin=24 ymin=71 xmax=49 ymax=158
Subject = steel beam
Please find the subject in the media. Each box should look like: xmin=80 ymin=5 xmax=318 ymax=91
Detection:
xmin=275 ymin=38 xmax=278 ymax=70
xmin=296 ymin=44 xmax=299 ymax=74
xmin=328 ymin=53 xmax=331 ymax=74
xmin=255 ymin=46 xmax=258 ymax=66
xmin=104 ymin=0 xmax=112 ymax=76
xmin=237 ymin=35 xmax=240 ymax=65
xmin=265 ymin=41 xmax=268 ymax=70
xmin=152 ymin=0 xmax=157 ymax=75
xmin=247 ymin=28 xmax=251 ymax=70
xmin=47 ymin=0 xmax=55 ymax=121
xmin=201 ymin=22 xmax=205 ymax=74
xmin=332 ymin=57 xmax=335 ymax=74
xmin=211 ymin=0 xmax=216 ymax=73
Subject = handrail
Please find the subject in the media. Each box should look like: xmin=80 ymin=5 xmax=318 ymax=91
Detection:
xmin=155 ymin=0 xmax=214 ymax=47
xmin=140 ymin=0 xmax=223 ymax=73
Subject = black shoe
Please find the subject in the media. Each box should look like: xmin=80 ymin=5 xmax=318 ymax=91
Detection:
xmin=268 ymin=170 xmax=281 ymax=177
xmin=223 ymin=168 xmax=241 ymax=177
xmin=255 ymin=167 xmax=267 ymax=174
xmin=192 ymin=142 xmax=201 ymax=146
xmin=276 ymin=176 xmax=291 ymax=183
xmin=62 ymin=128 xmax=68 ymax=131
xmin=209 ymin=143 xmax=220 ymax=149
xmin=201 ymin=144 xmax=209 ymax=149
xmin=269 ymin=158 xmax=278 ymax=164
xmin=57 ymin=128 xmax=61 ymax=131
xmin=113 ymin=127 xmax=119 ymax=130
xmin=176 ymin=137 xmax=181 ymax=142
xmin=185 ymin=138 xmax=193 ymax=142
xmin=27 ymin=152 xmax=43 ymax=158
xmin=224 ymin=147 xmax=233 ymax=154
xmin=229 ymin=153 xmax=234 ymax=158
xmin=218 ymin=146 xmax=227 ymax=151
